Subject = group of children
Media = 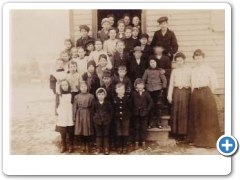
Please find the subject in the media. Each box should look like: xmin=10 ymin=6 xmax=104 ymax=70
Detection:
xmin=50 ymin=14 xmax=221 ymax=154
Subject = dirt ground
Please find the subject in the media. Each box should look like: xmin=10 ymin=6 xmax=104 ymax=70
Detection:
xmin=10 ymin=83 xmax=219 ymax=155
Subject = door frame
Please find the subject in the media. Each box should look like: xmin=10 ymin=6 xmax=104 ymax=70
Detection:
xmin=91 ymin=9 xmax=146 ymax=39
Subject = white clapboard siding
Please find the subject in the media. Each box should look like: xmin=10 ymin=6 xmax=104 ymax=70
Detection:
xmin=72 ymin=10 xmax=93 ymax=43
xmin=70 ymin=9 xmax=225 ymax=93
xmin=146 ymin=9 xmax=225 ymax=93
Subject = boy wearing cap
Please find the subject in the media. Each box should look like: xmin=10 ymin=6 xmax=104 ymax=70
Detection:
xmin=113 ymin=65 xmax=133 ymax=97
xmin=76 ymin=25 xmax=95 ymax=48
xmin=150 ymin=16 xmax=178 ymax=61
xmin=132 ymin=78 xmax=153 ymax=150
xmin=129 ymin=46 xmax=148 ymax=84
xmin=91 ymin=88 xmax=113 ymax=155
xmin=97 ymin=18 xmax=111 ymax=43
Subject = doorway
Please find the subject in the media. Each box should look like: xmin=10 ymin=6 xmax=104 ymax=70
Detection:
xmin=97 ymin=10 xmax=142 ymax=31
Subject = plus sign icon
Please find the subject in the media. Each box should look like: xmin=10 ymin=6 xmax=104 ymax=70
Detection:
xmin=217 ymin=135 xmax=238 ymax=156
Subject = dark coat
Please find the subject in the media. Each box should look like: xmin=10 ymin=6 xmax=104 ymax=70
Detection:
xmin=113 ymin=95 xmax=132 ymax=121
xmin=112 ymin=51 xmax=130 ymax=75
xmin=150 ymin=28 xmax=178 ymax=60
xmin=113 ymin=95 xmax=132 ymax=136
xmin=101 ymin=83 xmax=116 ymax=102
xmin=112 ymin=75 xmax=133 ymax=96
xmin=132 ymin=90 xmax=154 ymax=117
xmin=124 ymin=37 xmax=136 ymax=54
xmin=135 ymin=42 xmax=154 ymax=60
xmin=129 ymin=56 xmax=148 ymax=84
xmin=91 ymin=100 xmax=113 ymax=125
xmin=82 ymin=72 xmax=100 ymax=95
xmin=76 ymin=36 xmax=95 ymax=48
xmin=151 ymin=55 xmax=172 ymax=82
xmin=97 ymin=29 xmax=109 ymax=43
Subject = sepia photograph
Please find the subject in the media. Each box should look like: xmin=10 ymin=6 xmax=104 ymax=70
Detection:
xmin=9 ymin=8 xmax=225 ymax=156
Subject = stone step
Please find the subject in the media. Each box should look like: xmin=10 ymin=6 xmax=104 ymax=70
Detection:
xmin=146 ymin=126 xmax=171 ymax=141
xmin=161 ymin=115 xmax=170 ymax=127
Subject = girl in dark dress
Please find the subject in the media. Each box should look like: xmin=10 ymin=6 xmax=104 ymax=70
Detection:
xmin=73 ymin=81 xmax=94 ymax=153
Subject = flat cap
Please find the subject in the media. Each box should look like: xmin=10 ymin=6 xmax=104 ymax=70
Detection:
xmin=133 ymin=46 xmax=143 ymax=52
xmin=157 ymin=16 xmax=168 ymax=24
xmin=134 ymin=78 xmax=144 ymax=88
xmin=79 ymin=25 xmax=90 ymax=32
xmin=101 ymin=18 xmax=111 ymax=25
xmin=84 ymin=39 xmax=95 ymax=47
xmin=139 ymin=33 xmax=149 ymax=39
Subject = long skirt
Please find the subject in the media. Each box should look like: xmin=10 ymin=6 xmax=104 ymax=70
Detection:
xmin=171 ymin=87 xmax=191 ymax=135
xmin=187 ymin=87 xmax=221 ymax=148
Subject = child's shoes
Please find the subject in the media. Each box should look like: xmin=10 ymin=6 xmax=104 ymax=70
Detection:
xmin=60 ymin=146 xmax=66 ymax=153
xmin=104 ymin=148 xmax=109 ymax=155
xmin=134 ymin=142 xmax=139 ymax=150
xmin=68 ymin=146 xmax=74 ymax=153
xmin=142 ymin=142 xmax=147 ymax=150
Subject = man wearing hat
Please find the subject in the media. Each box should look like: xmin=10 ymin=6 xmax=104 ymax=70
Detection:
xmin=150 ymin=16 xmax=178 ymax=61
xmin=76 ymin=25 xmax=95 ymax=48
xmin=129 ymin=46 xmax=148 ymax=84
xmin=97 ymin=18 xmax=111 ymax=43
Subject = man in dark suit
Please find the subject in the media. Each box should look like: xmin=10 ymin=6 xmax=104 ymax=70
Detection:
xmin=150 ymin=16 xmax=178 ymax=61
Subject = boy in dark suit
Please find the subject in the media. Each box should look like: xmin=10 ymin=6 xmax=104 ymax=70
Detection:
xmin=150 ymin=16 xmax=178 ymax=61
xmin=124 ymin=26 xmax=136 ymax=54
xmin=91 ymin=88 xmax=113 ymax=155
xmin=129 ymin=46 xmax=148 ymax=84
xmin=113 ymin=83 xmax=132 ymax=154
xmin=76 ymin=25 xmax=95 ymax=48
xmin=132 ymin=78 xmax=153 ymax=150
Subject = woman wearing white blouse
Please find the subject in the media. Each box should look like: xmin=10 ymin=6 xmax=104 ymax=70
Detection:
xmin=167 ymin=52 xmax=191 ymax=142
xmin=187 ymin=49 xmax=221 ymax=148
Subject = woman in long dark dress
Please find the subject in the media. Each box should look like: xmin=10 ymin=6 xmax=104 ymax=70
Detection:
xmin=167 ymin=52 xmax=191 ymax=142
xmin=187 ymin=49 xmax=221 ymax=148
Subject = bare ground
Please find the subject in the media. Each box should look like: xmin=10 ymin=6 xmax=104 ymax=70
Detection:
xmin=10 ymin=83 xmax=219 ymax=155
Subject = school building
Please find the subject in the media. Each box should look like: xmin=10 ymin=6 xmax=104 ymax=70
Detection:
xmin=68 ymin=9 xmax=225 ymax=133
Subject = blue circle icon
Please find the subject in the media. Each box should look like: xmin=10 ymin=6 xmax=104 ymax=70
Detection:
xmin=217 ymin=135 xmax=238 ymax=156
